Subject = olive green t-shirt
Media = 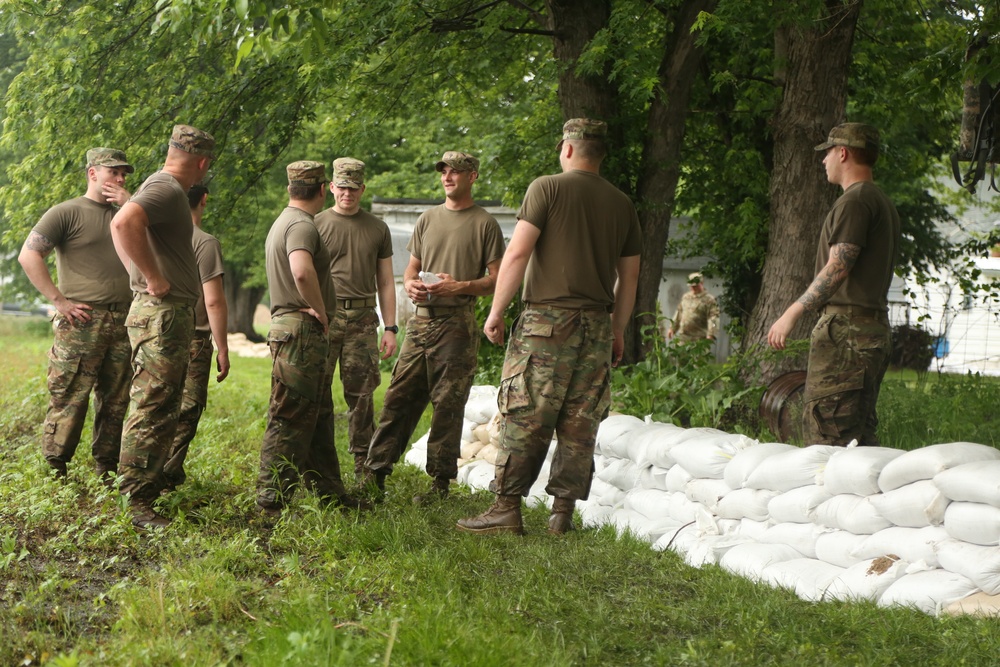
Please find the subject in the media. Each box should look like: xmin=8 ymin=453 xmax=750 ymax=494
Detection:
xmin=128 ymin=171 xmax=201 ymax=302
xmin=191 ymin=226 xmax=225 ymax=332
xmin=517 ymin=170 xmax=642 ymax=308
xmin=314 ymin=208 xmax=392 ymax=300
xmin=815 ymin=181 xmax=900 ymax=311
xmin=265 ymin=206 xmax=336 ymax=318
xmin=32 ymin=196 xmax=131 ymax=304
xmin=407 ymin=204 xmax=505 ymax=307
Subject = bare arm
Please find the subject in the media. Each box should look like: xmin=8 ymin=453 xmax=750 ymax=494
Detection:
xmin=289 ymin=249 xmax=328 ymax=331
xmin=202 ymin=275 xmax=230 ymax=382
xmin=612 ymin=255 xmax=640 ymax=366
xmin=375 ymin=256 xmax=398 ymax=358
xmin=111 ymin=202 xmax=169 ymax=297
xmin=483 ymin=220 xmax=541 ymax=346
xmin=768 ymin=242 xmax=860 ymax=350
xmin=425 ymin=260 xmax=501 ymax=298
xmin=18 ymin=231 xmax=93 ymax=323
xmin=403 ymin=254 xmax=426 ymax=303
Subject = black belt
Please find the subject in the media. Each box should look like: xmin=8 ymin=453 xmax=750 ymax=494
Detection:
xmin=338 ymin=297 xmax=377 ymax=309
xmin=821 ymin=304 xmax=886 ymax=319
xmin=415 ymin=304 xmax=470 ymax=318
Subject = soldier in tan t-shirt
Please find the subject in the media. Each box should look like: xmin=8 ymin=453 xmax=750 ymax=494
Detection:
xmin=668 ymin=272 xmax=720 ymax=342
xmin=363 ymin=151 xmax=505 ymax=505
xmin=18 ymin=147 xmax=134 ymax=483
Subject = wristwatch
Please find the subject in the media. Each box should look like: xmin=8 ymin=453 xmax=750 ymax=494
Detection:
xmin=384 ymin=325 xmax=399 ymax=334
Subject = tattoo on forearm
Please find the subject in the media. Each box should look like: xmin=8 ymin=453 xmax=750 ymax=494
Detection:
xmin=24 ymin=231 xmax=55 ymax=256
xmin=797 ymin=243 xmax=861 ymax=311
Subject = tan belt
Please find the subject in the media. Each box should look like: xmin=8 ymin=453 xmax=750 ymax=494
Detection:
xmin=338 ymin=297 xmax=377 ymax=309
xmin=525 ymin=302 xmax=613 ymax=314
xmin=415 ymin=304 xmax=470 ymax=318
xmin=821 ymin=304 xmax=886 ymax=319
xmin=86 ymin=301 xmax=130 ymax=312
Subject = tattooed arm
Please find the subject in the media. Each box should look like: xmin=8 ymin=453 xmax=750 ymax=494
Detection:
xmin=18 ymin=231 xmax=93 ymax=323
xmin=767 ymin=242 xmax=861 ymax=350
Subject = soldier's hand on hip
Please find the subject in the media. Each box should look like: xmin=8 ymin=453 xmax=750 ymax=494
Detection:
xmin=145 ymin=276 xmax=171 ymax=298
xmin=55 ymin=296 xmax=92 ymax=324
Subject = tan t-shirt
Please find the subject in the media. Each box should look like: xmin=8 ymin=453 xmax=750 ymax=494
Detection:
xmin=127 ymin=171 xmax=201 ymax=302
xmin=407 ymin=204 xmax=505 ymax=307
xmin=815 ymin=181 xmax=900 ymax=311
xmin=32 ymin=196 xmax=131 ymax=304
xmin=191 ymin=226 xmax=225 ymax=332
xmin=314 ymin=208 xmax=392 ymax=300
xmin=265 ymin=206 xmax=336 ymax=317
xmin=517 ymin=170 xmax=642 ymax=308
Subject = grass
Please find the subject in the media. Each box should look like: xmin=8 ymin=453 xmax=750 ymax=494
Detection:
xmin=3 ymin=314 xmax=1000 ymax=666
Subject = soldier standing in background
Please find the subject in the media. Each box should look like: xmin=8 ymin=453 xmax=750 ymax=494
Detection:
xmin=667 ymin=272 xmax=719 ymax=342
xmin=18 ymin=148 xmax=134 ymax=484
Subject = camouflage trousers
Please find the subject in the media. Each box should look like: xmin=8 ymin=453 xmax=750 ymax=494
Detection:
xmin=43 ymin=305 xmax=131 ymax=470
xmin=257 ymin=314 xmax=347 ymax=510
xmin=328 ymin=308 xmax=381 ymax=457
xmin=162 ymin=331 xmax=214 ymax=487
xmin=492 ymin=307 xmax=612 ymax=500
xmin=366 ymin=307 xmax=478 ymax=480
xmin=119 ymin=294 xmax=195 ymax=501
xmin=803 ymin=311 xmax=891 ymax=447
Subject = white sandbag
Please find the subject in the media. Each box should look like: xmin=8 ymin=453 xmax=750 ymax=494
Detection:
xmin=767 ymin=485 xmax=833 ymax=524
xmin=579 ymin=502 xmax=615 ymax=528
xmin=936 ymin=539 xmax=1000 ymax=595
xmin=824 ymin=556 xmax=908 ymax=602
xmin=814 ymin=493 xmax=891 ymax=535
xmin=403 ymin=432 xmax=430 ymax=470
xmin=852 ymin=526 xmax=949 ymax=568
xmin=737 ymin=518 xmax=772 ymax=540
xmin=609 ymin=508 xmax=663 ymax=543
xmin=759 ymin=522 xmax=828 ymax=559
xmin=669 ymin=433 xmax=755 ymax=480
xmin=760 ymin=558 xmax=845 ymax=601
xmin=934 ymin=460 xmax=1000 ymax=508
xmin=486 ymin=412 xmax=502 ymax=447
xmin=624 ymin=423 xmax=688 ymax=467
xmin=595 ymin=414 xmax=646 ymax=458
xmin=745 ymin=445 xmax=838 ymax=492
xmin=461 ymin=439 xmax=485 ymax=460
xmin=878 ymin=442 xmax=1000 ymax=493
xmin=473 ymin=423 xmax=492 ymax=445
xmin=465 ymin=459 xmax=496 ymax=491
xmin=684 ymin=478 xmax=732 ymax=509
xmin=460 ymin=418 xmax=477 ymax=444
xmin=943 ymin=501 xmax=1000 ymax=546
xmin=667 ymin=492 xmax=701 ymax=523
xmin=588 ymin=478 xmax=626 ymax=508
xmin=723 ymin=442 xmax=797 ymax=490
xmin=476 ymin=443 xmax=500 ymax=465
xmin=719 ymin=543 xmax=804 ymax=581
xmin=637 ymin=465 xmax=671 ymax=491
xmin=663 ymin=464 xmax=693 ymax=492
xmin=868 ymin=480 xmax=949 ymax=528
xmin=623 ymin=488 xmax=674 ymax=520
xmin=672 ymin=532 xmax=751 ymax=568
xmin=815 ymin=531 xmax=869 ymax=568
xmin=716 ymin=488 xmax=777 ymax=521
xmin=464 ymin=386 xmax=498 ymax=424
xmin=878 ymin=570 xmax=978 ymax=615
xmin=822 ymin=446 xmax=904 ymax=496
xmin=596 ymin=457 xmax=641 ymax=491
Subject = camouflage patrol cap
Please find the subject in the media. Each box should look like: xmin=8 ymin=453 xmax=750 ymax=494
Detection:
xmin=435 ymin=151 xmax=479 ymax=173
xmin=557 ymin=118 xmax=608 ymax=150
xmin=286 ymin=160 xmax=327 ymax=186
xmin=814 ymin=122 xmax=880 ymax=154
xmin=332 ymin=157 xmax=365 ymax=189
xmin=169 ymin=124 xmax=216 ymax=159
xmin=86 ymin=147 xmax=134 ymax=174
xmin=687 ymin=272 xmax=703 ymax=285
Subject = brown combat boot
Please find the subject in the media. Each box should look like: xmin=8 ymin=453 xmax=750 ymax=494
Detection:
xmin=412 ymin=477 xmax=450 ymax=505
xmin=456 ymin=495 xmax=524 ymax=535
xmin=47 ymin=458 xmax=68 ymax=479
xmin=548 ymin=497 xmax=577 ymax=535
xmin=353 ymin=454 xmax=367 ymax=479
xmin=359 ymin=467 xmax=387 ymax=503
xmin=129 ymin=497 xmax=171 ymax=530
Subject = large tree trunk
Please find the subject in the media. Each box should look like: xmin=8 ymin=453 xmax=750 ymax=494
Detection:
xmin=224 ymin=264 xmax=266 ymax=342
xmin=744 ymin=0 xmax=861 ymax=383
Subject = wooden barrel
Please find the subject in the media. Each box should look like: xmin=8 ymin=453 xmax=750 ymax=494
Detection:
xmin=759 ymin=370 xmax=807 ymax=444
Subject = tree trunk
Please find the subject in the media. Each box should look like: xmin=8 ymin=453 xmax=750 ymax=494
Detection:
xmin=744 ymin=0 xmax=861 ymax=383
xmin=224 ymin=264 xmax=266 ymax=342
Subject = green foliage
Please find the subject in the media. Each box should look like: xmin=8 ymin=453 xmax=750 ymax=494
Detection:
xmin=889 ymin=323 xmax=934 ymax=372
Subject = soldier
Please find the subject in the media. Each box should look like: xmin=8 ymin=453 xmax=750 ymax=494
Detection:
xmin=111 ymin=124 xmax=215 ymax=529
xmin=457 ymin=118 xmax=641 ymax=536
xmin=17 ymin=148 xmax=134 ymax=483
xmin=667 ymin=272 xmax=719 ymax=342
xmin=314 ymin=158 xmax=397 ymax=479
xmin=768 ymin=122 xmax=900 ymax=447
xmin=363 ymin=151 xmax=505 ymax=504
xmin=257 ymin=161 xmax=365 ymax=517
xmin=161 ymin=182 xmax=230 ymax=492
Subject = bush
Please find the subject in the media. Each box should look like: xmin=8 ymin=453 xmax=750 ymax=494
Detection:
xmin=890 ymin=324 xmax=933 ymax=372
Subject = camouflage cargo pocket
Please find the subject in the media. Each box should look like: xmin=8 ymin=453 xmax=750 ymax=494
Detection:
xmin=46 ymin=348 xmax=81 ymax=396
xmin=806 ymin=366 xmax=865 ymax=440
xmin=498 ymin=352 xmax=532 ymax=415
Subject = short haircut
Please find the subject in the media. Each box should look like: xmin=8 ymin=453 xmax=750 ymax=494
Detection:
xmin=288 ymin=183 xmax=323 ymax=200
xmin=846 ymin=146 xmax=879 ymax=167
xmin=187 ymin=184 xmax=209 ymax=209
xmin=568 ymin=137 xmax=607 ymax=161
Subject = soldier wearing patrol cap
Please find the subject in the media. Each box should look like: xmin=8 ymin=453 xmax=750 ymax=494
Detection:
xmin=458 ymin=118 xmax=641 ymax=536
xmin=668 ymin=271 xmax=719 ymax=342
xmin=257 ymin=160 xmax=366 ymax=518
xmin=111 ymin=123 xmax=215 ymax=529
xmin=768 ymin=122 xmax=900 ymax=447
xmin=18 ymin=147 xmax=135 ymax=483
xmin=362 ymin=150 xmax=505 ymax=505
xmin=314 ymin=158 xmax=397 ymax=479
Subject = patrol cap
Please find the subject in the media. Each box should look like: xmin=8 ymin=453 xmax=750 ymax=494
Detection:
xmin=435 ymin=151 xmax=479 ymax=173
xmin=557 ymin=118 xmax=608 ymax=150
xmin=286 ymin=160 xmax=327 ymax=186
xmin=814 ymin=122 xmax=880 ymax=153
xmin=687 ymin=272 xmax=703 ymax=285
xmin=332 ymin=157 xmax=365 ymax=189
xmin=86 ymin=147 xmax=134 ymax=174
xmin=169 ymin=124 xmax=216 ymax=159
